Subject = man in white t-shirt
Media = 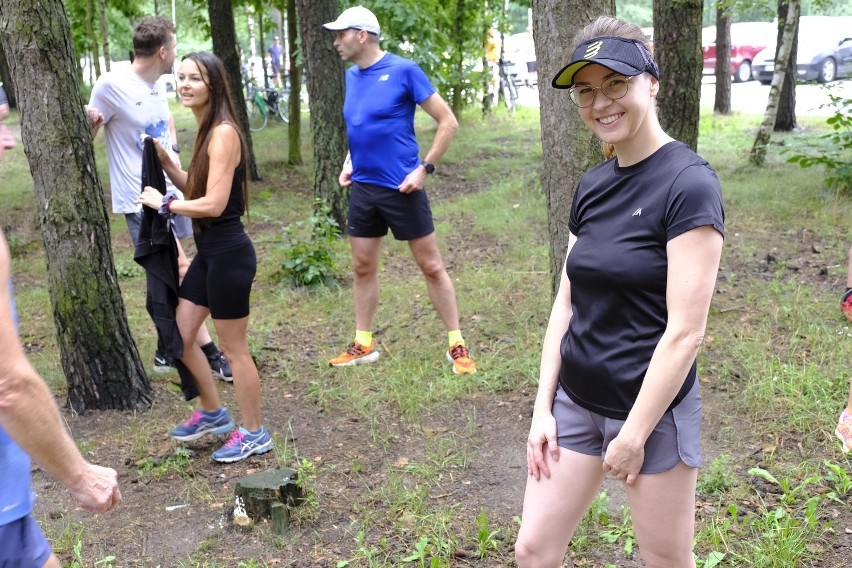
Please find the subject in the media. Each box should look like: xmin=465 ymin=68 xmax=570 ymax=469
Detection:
xmin=85 ymin=16 xmax=231 ymax=380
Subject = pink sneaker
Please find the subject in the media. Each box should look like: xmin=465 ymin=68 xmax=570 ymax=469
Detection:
xmin=836 ymin=411 xmax=852 ymax=454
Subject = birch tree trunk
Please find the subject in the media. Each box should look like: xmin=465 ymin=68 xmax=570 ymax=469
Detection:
xmin=750 ymin=0 xmax=799 ymax=166
xmin=713 ymin=4 xmax=732 ymax=115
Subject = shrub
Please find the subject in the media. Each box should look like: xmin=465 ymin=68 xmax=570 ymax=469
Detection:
xmin=277 ymin=199 xmax=341 ymax=287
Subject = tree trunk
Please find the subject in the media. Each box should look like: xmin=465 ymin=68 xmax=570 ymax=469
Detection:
xmin=286 ymin=0 xmax=302 ymax=166
xmin=85 ymin=0 xmax=100 ymax=77
xmin=532 ymin=0 xmax=613 ymax=299
xmin=750 ymin=0 xmax=798 ymax=166
xmin=98 ymin=0 xmax=110 ymax=72
xmin=208 ymin=0 xmax=261 ymax=181
xmin=713 ymin=4 xmax=731 ymax=115
xmin=0 ymin=0 xmax=151 ymax=413
xmin=652 ymin=0 xmax=702 ymax=152
xmin=295 ymin=0 xmax=348 ymax=227
xmin=450 ymin=0 xmax=466 ymax=116
xmin=773 ymin=1 xmax=798 ymax=131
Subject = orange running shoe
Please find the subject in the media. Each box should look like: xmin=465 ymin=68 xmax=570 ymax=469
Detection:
xmin=836 ymin=411 xmax=852 ymax=454
xmin=328 ymin=340 xmax=380 ymax=367
xmin=446 ymin=342 xmax=476 ymax=375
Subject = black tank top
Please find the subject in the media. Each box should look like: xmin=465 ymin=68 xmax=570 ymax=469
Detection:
xmin=193 ymin=165 xmax=249 ymax=255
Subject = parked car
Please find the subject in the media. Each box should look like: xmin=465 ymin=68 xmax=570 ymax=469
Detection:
xmin=751 ymin=16 xmax=852 ymax=84
xmin=702 ymin=22 xmax=775 ymax=83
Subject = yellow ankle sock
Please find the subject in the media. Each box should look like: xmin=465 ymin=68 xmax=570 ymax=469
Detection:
xmin=355 ymin=330 xmax=373 ymax=347
xmin=448 ymin=330 xmax=464 ymax=347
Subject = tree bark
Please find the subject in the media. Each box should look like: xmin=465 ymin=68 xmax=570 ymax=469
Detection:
xmin=750 ymin=0 xmax=798 ymax=166
xmin=652 ymin=0 xmax=703 ymax=152
xmin=773 ymin=1 xmax=798 ymax=131
xmin=713 ymin=4 xmax=732 ymax=115
xmin=532 ymin=0 xmax=613 ymax=299
xmin=0 ymin=0 xmax=151 ymax=413
xmin=85 ymin=0 xmax=100 ymax=77
xmin=207 ymin=0 xmax=261 ymax=181
xmin=287 ymin=0 xmax=303 ymax=166
xmin=295 ymin=0 xmax=348 ymax=226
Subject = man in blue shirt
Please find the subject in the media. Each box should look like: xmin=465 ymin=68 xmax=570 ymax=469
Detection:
xmin=268 ymin=36 xmax=285 ymax=89
xmin=0 ymin=87 xmax=121 ymax=567
xmin=323 ymin=6 xmax=476 ymax=375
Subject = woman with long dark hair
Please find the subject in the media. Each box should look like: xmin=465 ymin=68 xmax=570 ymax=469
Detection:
xmin=139 ymin=52 xmax=271 ymax=463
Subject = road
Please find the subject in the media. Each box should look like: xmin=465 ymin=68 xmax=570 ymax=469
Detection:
xmin=515 ymin=76 xmax=851 ymax=116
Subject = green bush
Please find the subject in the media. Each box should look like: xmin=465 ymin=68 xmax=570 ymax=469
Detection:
xmin=786 ymin=91 xmax=851 ymax=194
xmin=277 ymin=199 xmax=341 ymax=287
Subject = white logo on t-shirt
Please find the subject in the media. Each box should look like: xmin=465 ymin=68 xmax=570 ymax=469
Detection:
xmin=379 ymin=74 xmax=390 ymax=82
xmin=632 ymin=208 xmax=642 ymax=217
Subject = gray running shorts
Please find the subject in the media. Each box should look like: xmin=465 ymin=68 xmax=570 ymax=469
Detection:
xmin=553 ymin=380 xmax=702 ymax=473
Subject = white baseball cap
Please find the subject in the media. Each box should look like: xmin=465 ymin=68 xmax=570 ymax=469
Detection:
xmin=323 ymin=6 xmax=380 ymax=36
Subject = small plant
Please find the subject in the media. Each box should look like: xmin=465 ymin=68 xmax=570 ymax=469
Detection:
xmin=114 ymin=260 xmax=144 ymax=279
xmin=600 ymin=506 xmax=635 ymax=556
xmin=137 ymin=447 xmax=193 ymax=480
xmin=823 ymin=459 xmax=852 ymax=502
xmin=474 ymin=508 xmax=500 ymax=559
xmin=277 ymin=199 xmax=341 ymax=286
xmin=698 ymin=454 xmax=735 ymax=497
xmin=785 ymin=90 xmax=851 ymax=194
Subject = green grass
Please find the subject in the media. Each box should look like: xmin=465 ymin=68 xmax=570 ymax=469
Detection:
xmin=2 ymin=97 xmax=851 ymax=566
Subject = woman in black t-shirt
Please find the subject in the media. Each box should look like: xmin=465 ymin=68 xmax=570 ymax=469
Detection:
xmin=139 ymin=52 xmax=272 ymax=464
xmin=515 ymin=17 xmax=724 ymax=568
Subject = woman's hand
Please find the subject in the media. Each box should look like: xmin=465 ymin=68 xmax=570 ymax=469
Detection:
xmin=526 ymin=409 xmax=559 ymax=480
xmin=602 ymin=434 xmax=645 ymax=486
xmin=137 ymin=186 xmax=164 ymax=210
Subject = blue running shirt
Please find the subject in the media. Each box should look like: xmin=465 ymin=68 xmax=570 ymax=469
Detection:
xmin=343 ymin=53 xmax=436 ymax=190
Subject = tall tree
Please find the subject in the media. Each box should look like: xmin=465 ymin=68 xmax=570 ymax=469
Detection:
xmin=207 ymin=0 xmax=261 ymax=181
xmin=532 ymin=0 xmax=614 ymax=298
xmin=750 ymin=0 xmax=798 ymax=165
xmin=295 ymin=0 xmax=348 ymax=225
xmin=713 ymin=2 xmax=732 ymax=115
xmin=286 ymin=0 xmax=302 ymax=166
xmin=0 ymin=0 xmax=152 ymax=413
xmin=773 ymin=1 xmax=798 ymax=131
xmin=97 ymin=0 xmax=110 ymax=72
xmin=652 ymin=0 xmax=703 ymax=152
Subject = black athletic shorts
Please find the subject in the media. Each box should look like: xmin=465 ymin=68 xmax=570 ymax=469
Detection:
xmin=346 ymin=181 xmax=434 ymax=241
xmin=179 ymin=240 xmax=256 ymax=319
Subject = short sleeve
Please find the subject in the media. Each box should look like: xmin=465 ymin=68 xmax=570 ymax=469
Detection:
xmin=407 ymin=63 xmax=437 ymax=105
xmin=88 ymin=75 xmax=117 ymax=124
xmin=665 ymin=164 xmax=725 ymax=241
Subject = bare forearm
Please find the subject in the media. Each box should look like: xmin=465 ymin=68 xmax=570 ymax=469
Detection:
xmin=423 ymin=119 xmax=458 ymax=165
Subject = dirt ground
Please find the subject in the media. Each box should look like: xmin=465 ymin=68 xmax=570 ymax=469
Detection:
xmin=25 ymin=164 xmax=852 ymax=567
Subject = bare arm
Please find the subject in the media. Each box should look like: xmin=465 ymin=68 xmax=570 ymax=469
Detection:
xmin=139 ymin=124 xmax=240 ymax=218
xmin=527 ymin=233 xmax=577 ymax=480
xmin=397 ymin=92 xmax=459 ymax=194
xmin=603 ymin=225 xmax=723 ymax=485
xmin=0 ymin=232 xmax=121 ymax=513
xmin=83 ymin=105 xmax=104 ymax=138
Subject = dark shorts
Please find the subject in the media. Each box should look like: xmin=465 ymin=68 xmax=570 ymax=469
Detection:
xmin=179 ymin=241 xmax=256 ymax=319
xmin=0 ymin=514 xmax=53 ymax=567
xmin=553 ymin=380 xmax=703 ymax=474
xmin=347 ymin=181 xmax=434 ymax=241
xmin=125 ymin=210 xmax=192 ymax=244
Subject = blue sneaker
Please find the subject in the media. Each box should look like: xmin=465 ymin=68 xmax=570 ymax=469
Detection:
xmin=212 ymin=426 xmax=273 ymax=463
xmin=169 ymin=408 xmax=234 ymax=442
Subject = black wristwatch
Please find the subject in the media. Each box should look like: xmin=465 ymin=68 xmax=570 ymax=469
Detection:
xmin=171 ymin=143 xmax=181 ymax=154
xmin=421 ymin=161 xmax=435 ymax=175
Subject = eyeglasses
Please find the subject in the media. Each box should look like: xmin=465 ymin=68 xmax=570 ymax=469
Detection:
xmin=568 ymin=75 xmax=634 ymax=108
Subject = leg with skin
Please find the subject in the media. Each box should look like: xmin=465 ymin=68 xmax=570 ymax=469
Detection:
xmin=42 ymin=554 xmax=60 ymax=568
xmin=626 ymin=462 xmax=698 ymax=568
xmin=408 ymin=232 xmax=460 ymax=332
xmin=515 ymin=450 xmax=606 ymax=567
xmin=175 ymin=298 xmax=220 ymax=412
xmin=349 ymin=236 xmax=383 ymax=331
xmin=176 ymin=237 xmax=215 ymax=348
xmin=213 ymin=316 xmax=262 ymax=431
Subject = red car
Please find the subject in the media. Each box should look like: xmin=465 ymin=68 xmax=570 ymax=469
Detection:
xmin=702 ymin=22 xmax=775 ymax=82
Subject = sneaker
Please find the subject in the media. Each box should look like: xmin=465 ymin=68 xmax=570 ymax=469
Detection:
xmin=170 ymin=408 xmax=235 ymax=442
xmin=836 ymin=411 xmax=852 ymax=454
xmin=841 ymin=289 xmax=852 ymax=321
xmin=212 ymin=426 xmax=273 ymax=463
xmin=328 ymin=340 xmax=380 ymax=367
xmin=446 ymin=342 xmax=477 ymax=375
xmin=153 ymin=351 xmax=175 ymax=373
xmin=208 ymin=352 xmax=233 ymax=382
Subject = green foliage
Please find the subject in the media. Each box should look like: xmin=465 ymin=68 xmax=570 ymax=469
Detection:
xmin=275 ymin=199 xmax=341 ymax=287
xmin=785 ymin=91 xmax=852 ymax=195
xmin=600 ymin=507 xmax=635 ymax=556
xmin=137 ymin=447 xmax=193 ymax=479
xmin=113 ymin=260 xmax=144 ymax=279
xmin=475 ymin=508 xmax=500 ymax=559
xmin=698 ymin=454 xmax=736 ymax=497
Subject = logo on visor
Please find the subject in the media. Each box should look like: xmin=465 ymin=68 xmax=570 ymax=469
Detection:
xmin=584 ymin=40 xmax=603 ymax=59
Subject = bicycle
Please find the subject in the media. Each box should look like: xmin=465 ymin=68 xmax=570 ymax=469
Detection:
xmin=497 ymin=59 xmax=520 ymax=112
xmin=245 ymin=81 xmax=289 ymax=132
